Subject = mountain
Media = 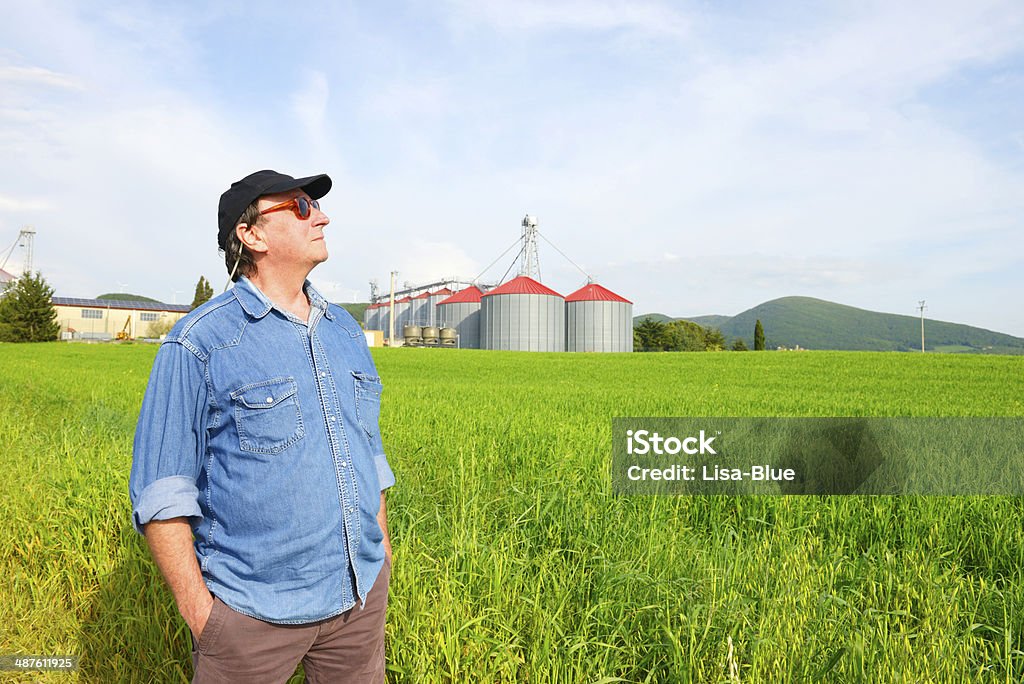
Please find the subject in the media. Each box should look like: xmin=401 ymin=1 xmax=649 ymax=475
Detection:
xmin=633 ymin=313 xmax=675 ymax=324
xmin=721 ymin=297 xmax=1024 ymax=354
xmin=338 ymin=302 xmax=369 ymax=323
xmin=680 ymin=314 xmax=731 ymax=328
xmin=96 ymin=292 xmax=162 ymax=303
xmin=639 ymin=297 xmax=1024 ymax=354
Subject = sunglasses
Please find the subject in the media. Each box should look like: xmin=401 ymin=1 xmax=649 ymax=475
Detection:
xmin=259 ymin=196 xmax=321 ymax=220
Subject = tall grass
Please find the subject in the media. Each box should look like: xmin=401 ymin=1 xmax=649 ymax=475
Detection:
xmin=1 ymin=344 xmax=1022 ymax=682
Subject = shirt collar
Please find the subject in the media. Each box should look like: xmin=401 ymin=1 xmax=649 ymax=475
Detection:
xmin=233 ymin=276 xmax=334 ymax=321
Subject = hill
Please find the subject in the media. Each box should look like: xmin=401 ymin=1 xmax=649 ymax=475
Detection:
xmin=338 ymin=302 xmax=369 ymax=323
xmin=679 ymin=314 xmax=731 ymax=328
xmin=96 ymin=292 xmax=162 ymax=303
xmin=718 ymin=297 xmax=1024 ymax=354
xmin=632 ymin=313 xmax=675 ymax=324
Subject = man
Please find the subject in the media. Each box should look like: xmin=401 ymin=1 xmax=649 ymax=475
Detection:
xmin=129 ymin=170 xmax=395 ymax=682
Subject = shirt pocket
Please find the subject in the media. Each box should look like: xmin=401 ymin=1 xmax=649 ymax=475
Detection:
xmin=230 ymin=377 xmax=305 ymax=455
xmin=351 ymin=371 xmax=383 ymax=442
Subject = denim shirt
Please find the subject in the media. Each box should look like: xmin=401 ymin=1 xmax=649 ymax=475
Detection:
xmin=129 ymin=276 xmax=395 ymax=624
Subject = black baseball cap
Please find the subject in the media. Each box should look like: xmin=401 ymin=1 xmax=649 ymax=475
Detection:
xmin=217 ymin=170 xmax=332 ymax=250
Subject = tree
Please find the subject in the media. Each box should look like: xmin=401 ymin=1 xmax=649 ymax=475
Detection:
xmin=634 ymin=317 xmax=668 ymax=351
xmin=754 ymin=319 xmax=765 ymax=351
xmin=664 ymin=319 xmax=706 ymax=351
xmin=731 ymin=338 xmax=749 ymax=351
xmin=146 ymin=317 xmax=176 ymax=339
xmin=703 ymin=327 xmax=726 ymax=351
xmin=191 ymin=276 xmax=214 ymax=309
xmin=0 ymin=272 xmax=60 ymax=342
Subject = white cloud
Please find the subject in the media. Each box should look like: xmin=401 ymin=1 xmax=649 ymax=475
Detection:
xmin=0 ymin=65 xmax=83 ymax=90
xmin=445 ymin=0 xmax=690 ymax=37
xmin=291 ymin=71 xmax=330 ymax=142
xmin=393 ymin=240 xmax=480 ymax=284
xmin=0 ymin=195 xmax=50 ymax=212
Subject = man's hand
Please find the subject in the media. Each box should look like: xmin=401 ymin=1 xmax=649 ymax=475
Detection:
xmin=180 ymin=590 xmax=216 ymax=640
xmin=143 ymin=518 xmax=215 ymax=640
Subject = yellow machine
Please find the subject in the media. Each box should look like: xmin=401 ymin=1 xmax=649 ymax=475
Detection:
xmin=116 ymin=316 xmax=132 ymax=340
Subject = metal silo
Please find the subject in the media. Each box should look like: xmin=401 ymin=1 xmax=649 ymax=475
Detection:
xmin=409 ymin=292 xmax=430 ymax=325
xmin=393 ymin=297 xmax=411 ymax=332
xmin=427 ymin=288 xmax=452 ymax=327
xmin=480 ymin=276 xmax=565 ymax=352
xmin=363 ymin=303 xmax=378 ymax=330
xmin=436 ymin=286 xmax=482 ymax=349
xmin=378 ymin=302 xmax=392 ymax=339
xmin=565 ymin=283 xmax=634 ymax=352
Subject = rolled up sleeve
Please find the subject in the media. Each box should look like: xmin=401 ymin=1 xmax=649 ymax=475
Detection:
xmin=375 ymin=453 xmax=396 ymax=490
xmin=129 ymin=340 xmax=209 ymax=534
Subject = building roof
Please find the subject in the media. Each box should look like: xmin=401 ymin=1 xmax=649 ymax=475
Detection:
xmin=52 ymin=297 xmax=192 ymax=313
xmin=430 ymin=288 xmax=453 ymax=297
xmin=565 ymin=282 xmax=632 ymax=304
xmin=412 ymin=291 xmax=430 ymax=299
xmin=394 ymin=296 xmax=412 ymax=304
xmin=482 ymin=275 xmax=562 ymax=298
xmin=437 ymin=285 xmax=483 ymax=305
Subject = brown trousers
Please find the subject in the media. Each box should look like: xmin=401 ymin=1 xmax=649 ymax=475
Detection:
xmin=191 ymin=557 xmax=390 ymax=683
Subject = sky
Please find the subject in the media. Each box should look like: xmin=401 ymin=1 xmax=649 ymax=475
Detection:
xmin=1 ymin=1 xmax=1022 ymax=335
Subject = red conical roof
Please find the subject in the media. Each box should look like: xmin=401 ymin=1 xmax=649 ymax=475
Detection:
xmin=438 ymin=285 xmax=482 ymax=305
xmin=565 ymin=282 xmax=632 ymax=304
xmin=482 ymin=276 xmax=562 ymax=298
xmin=395 ymin=296 xmax=411 ymax=303
xmin=413 ymin=291 xmax=430 ymax=299
xmin=430 ymin=288 xmax=453 ymax=296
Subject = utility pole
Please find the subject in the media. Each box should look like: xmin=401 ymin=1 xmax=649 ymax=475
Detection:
xmin=388 ymin=270 xmax=398 ymax=346
xmin=918 ymin=300 xmax=926 ymax=352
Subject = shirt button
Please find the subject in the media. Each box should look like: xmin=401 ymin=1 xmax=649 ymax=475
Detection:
xmin=329 ymin=416 xmax=336 ymax=422
xmin=320 ymin=371 xmax=326 ymax=378
xmin=340 ymin=461 xmax=347 ymax=467
xmin=265 ymin=397 xmax=273 ymax=403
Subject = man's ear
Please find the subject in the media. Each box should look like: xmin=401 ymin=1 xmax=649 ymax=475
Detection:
xmin=236 ymin=222 xmax=269 ymax=254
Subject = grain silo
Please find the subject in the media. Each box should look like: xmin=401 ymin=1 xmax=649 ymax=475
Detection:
xmin=409 ymin=292 xmax=430 ymax=325
xmin=436 ymin=286 xmax=483 ymax=349
xmin=378 ymin=302 xmax=392 ymax=338
xmin=393 ymin=297 xmax=411 ymax=331
xmin=480 ymin=276 xmax=565 ymax=352
xmin=565 ymin=283 xmax=634 ymax=352
xmin=427 ymin=288 xmax=453 ymax=327
xmin=363 ymin=303 xmax=378 ymax=330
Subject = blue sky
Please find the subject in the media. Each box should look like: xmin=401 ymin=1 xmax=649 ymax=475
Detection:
xmin=1 ymin=1 xmax=1022 ymax=336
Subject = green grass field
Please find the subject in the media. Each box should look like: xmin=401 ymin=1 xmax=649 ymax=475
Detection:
xmin=2 ymin=344 xmax=1023 ymax=682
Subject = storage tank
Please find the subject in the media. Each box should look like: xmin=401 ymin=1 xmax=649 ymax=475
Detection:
xmin=403 ymin=324 xmax=423 ymax=346
xmin=439 ymin=327 xmax=457 ymax=346
xmin=436 ymin=286 xmax=483 ymax=349
xmin=422 ymin=325 xmax=440 ymax=346
xmin=364 ymin=303 xmax=379 ymax=331
xmin=480 ymin=276 xmax=565 ymax=352
xmin=393 ymin=297 xmax=411 ymax=332
xmin=378 ymin=302 xmax=392 ymax=340
xmin=427 ymin=288 xmax=452 ymax=327
xmin=409 ymin=291 xmax=430 ymax=325
xmin=565 ymin=283 xmax=634 ymax=352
